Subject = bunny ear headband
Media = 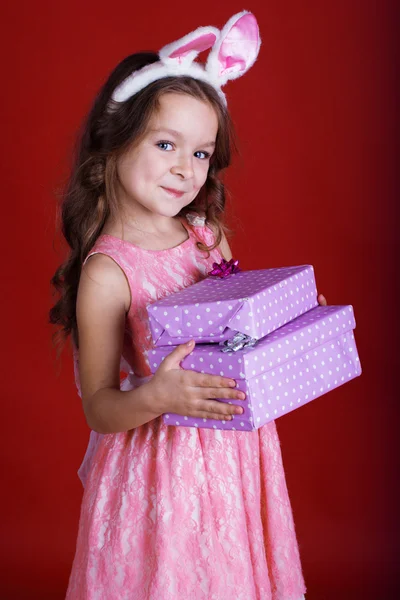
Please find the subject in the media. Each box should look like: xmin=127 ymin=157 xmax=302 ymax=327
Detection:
xmin=112 ymin=10 xmax=261 ymax=105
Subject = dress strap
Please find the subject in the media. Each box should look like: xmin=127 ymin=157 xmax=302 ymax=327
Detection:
xmin=181 ymin=212 xmax=217 ymax=248
xmin=83 ymin=236 xmax=127 ymax=271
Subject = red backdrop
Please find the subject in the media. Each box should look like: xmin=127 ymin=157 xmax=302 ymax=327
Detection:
xmin=1 ymin=1 xmax=399 ymax=598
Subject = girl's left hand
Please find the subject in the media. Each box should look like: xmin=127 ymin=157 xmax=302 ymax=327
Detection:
xmin=318 ymin=294 xmax=327 ymax=306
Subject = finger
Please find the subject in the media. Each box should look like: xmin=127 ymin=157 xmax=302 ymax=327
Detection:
xmin=161 ymin=340 xmax=196 ymax=369
xmin=194 ymin=408 xmax=244 ymax=421
xmin=190 ymin=373 xmax=237 ymax=389
xmin=195 ymin=412 xmax=234 ymax=422
xmin=318 ymin=294 xmax=327 ymax=306
xmin=195 ymin=387 xmax=246 ymax=401
xmin=197 ymin=399 xmax=244 ymax=417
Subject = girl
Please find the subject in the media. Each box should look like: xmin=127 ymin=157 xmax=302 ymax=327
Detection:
xmin=51 ymin=11 xmax=326 ymax=600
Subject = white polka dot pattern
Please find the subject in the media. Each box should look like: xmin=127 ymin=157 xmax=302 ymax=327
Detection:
xmin=149 ymin=305 xmax=362 ymax=431
xmin=147 ymin=265 xmax=318 ymax=346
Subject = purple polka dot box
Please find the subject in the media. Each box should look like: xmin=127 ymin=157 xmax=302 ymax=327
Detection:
xmin=149 ymin=305 xmax=362 ymax=431
xmin=147 ymin=265 xmax=319 ymax=347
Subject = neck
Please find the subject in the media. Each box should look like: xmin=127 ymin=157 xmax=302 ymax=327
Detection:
xmin=111 ymin=186 xmax=185 ymax=235
xmin=107 ymin=213 xmax=183 ymax=237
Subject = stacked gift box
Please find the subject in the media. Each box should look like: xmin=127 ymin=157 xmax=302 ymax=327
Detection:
xmin=147 ymin=264 xmax=361 ymax=431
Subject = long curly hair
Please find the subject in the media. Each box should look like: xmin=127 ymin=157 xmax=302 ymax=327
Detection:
xmin=50 ymin=52 xmax=236 ymax=350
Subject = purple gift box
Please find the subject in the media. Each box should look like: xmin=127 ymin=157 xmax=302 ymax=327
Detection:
xmin=149 ymin=305 xmax=362 ymax=431
xmin=147 ymin=265 xmax=319 ymax=347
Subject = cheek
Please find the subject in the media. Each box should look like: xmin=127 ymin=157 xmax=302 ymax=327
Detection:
xmin=125 ymin=158 xmax=157 ymax=189
xmin=123 ymin=166 xmax=142 ymax=192
xmin=195 ymin=163 xmax=210 ymax=188
xmin=141 ymin=152 xmax=169 ymax=181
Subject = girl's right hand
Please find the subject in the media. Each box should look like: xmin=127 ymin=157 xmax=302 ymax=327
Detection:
xmin=149 ymin=340 xmax=246 ymax=421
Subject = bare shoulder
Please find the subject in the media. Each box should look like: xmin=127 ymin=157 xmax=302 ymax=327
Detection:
xmin=78 ymin=253 xmax=131 ymax=314
xmin=77 ymin=253 xmax=130 ymax=403
xmin=206 ymin=221 xmax=233 ymax=261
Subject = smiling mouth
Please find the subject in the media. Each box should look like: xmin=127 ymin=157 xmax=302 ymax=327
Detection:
xmin=161 ymin=187 xmax=187 ymax=197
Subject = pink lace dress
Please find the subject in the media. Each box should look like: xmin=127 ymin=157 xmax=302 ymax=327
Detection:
xmin=66 ymin=219 xmax=306 ymax=600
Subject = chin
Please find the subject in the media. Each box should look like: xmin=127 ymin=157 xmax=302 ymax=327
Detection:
xmin=157 ymin=199 xmax=195 ymax=218
xmin=152 ymin=205 xmax=182 ymax=218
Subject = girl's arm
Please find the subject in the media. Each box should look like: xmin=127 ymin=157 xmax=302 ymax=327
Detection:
xmin=77 ymin=253 xmax=245 ymax=434
xmin=76 ymin=254 xmax=163 ymax=433
xmin=218 ymin=230 xmax=233 ymax=261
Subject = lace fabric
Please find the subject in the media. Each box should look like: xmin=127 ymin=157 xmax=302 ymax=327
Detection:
xmin=67 ymin=219 xmax=306 ymax=599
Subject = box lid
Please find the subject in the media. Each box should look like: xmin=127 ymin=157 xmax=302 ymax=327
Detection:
xmin=150 ymin=305 xmax=357 ymax=380
xmin=147 ymin=265 xmax=318 ymax=346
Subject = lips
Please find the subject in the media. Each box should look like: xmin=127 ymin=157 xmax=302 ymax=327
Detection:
xmin=161 ymin=187 xmax=187 ymax=198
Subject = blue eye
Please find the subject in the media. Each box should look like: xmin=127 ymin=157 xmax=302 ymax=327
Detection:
xmin=194 ymin=151 xmax=211 ymax=160
xmin=157 ymin=141 xmax=173 ymax=151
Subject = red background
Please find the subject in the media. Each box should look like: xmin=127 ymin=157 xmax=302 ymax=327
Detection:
xmin=1 ymin=1 xmax=399 ymax=598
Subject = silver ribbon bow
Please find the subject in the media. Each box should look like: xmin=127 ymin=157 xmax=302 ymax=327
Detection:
xmin=219 ymin=332 xmax=258 ymax=353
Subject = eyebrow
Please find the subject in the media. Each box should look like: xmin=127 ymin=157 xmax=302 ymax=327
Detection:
xmin=149 ymin=128 xmax=216 ymax=148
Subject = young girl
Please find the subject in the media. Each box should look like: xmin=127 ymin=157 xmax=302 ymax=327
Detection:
xmin=51 ymin=11 xmax=326 ymax=600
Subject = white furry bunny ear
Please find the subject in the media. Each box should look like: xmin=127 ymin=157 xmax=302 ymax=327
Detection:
xmin=206 ymin=11 xmax=261 ymax=86
xmin=159 ymin=26 xmax=219 ymax=67
xmin=111 ymin=11 xmax=260 ymax=104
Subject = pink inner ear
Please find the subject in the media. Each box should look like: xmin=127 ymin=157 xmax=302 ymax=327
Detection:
xmin=218 ymin=13 xmax=259 ymax=74
xmin=169 ymin=33 xmax=217 ymax=59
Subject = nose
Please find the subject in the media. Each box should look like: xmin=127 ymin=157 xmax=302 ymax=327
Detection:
xmin=170 ymin=155 xmax=194 ymax=180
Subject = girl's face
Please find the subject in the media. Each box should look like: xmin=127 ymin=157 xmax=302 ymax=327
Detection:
xmin=116 ymin=93 xmax=219 ymax=218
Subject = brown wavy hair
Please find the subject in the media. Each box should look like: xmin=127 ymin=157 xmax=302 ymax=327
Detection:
xmin=50 ymin=52 xmax=236 ymax=350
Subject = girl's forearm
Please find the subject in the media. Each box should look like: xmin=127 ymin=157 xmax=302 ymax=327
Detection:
xmin=84 ymin=381 xmax=162 ymax=433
